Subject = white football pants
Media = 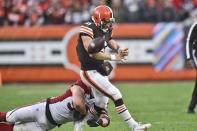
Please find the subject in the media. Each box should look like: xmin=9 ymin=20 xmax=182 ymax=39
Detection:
xmin=6 ymin=102 xmax=55 ymax=131
xmin=80 ymin=70 xmax=122 ymax=109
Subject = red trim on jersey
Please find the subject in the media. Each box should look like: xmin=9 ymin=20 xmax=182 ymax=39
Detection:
xmin=82 ymin=71 xmax=116 ymax=102
xmin=49 ymin=79 xmax=91 ymax=104
xmin=74 ymin=79 xmax=91 ymax=95
xmin=49 ymin=88 xmax=72 ymax=104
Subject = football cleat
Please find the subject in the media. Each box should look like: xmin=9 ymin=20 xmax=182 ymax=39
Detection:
xmin=132 ymin=123 xmax=151 ymax=131
xmin=187 ymin=109 xmax=195 ymax=114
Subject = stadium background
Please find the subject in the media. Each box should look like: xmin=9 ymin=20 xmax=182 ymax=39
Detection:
xmin=0 ymin=0 xmax=196 ymax=83
xmin=0 ymin=0 xmax=197 ymax=131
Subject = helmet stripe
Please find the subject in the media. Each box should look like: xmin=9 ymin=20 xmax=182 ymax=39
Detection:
xmin=105 ymin=6 xmax=113 ymax=18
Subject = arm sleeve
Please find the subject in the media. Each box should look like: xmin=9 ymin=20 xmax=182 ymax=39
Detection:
xmin=186 ymin=21 xmax=197 ymax=60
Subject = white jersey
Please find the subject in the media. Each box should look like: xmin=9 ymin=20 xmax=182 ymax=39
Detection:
xmin=6 ymin=80 xmax=94 ymax=131
xmin=49 ymin=79 xmax=94 ymax=124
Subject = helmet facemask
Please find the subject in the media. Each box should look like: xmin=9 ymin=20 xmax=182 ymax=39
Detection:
xmin=100 ymin=18 xmax=115 ymax=32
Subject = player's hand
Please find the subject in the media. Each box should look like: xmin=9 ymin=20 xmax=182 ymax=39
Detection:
xmin=186 ymin=59 xmax=195 ymax=69
xmin=73 ymin=110 xmax=86 ymax=121
xmin=115 ymin=53 xmax=126 ymax=62
xmin=119 ymin=48 xmax=129 ymax=57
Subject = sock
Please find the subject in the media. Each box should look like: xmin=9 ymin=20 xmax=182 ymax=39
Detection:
xmin=0 ymin=112 xmax=7 ymax=122
xmin=115 ymin=99 xmax=138 ymax=128
xmin=0 ymin=123 xmax=14 ymax=131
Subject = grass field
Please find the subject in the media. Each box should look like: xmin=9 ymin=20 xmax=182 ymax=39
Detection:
xmin=0 ymin=81 xmax=197 ymax=131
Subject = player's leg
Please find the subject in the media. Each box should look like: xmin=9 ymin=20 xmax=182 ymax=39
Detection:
xmin=188 ymin=54 xmax=197 ymax=114
xmin=5 ymin=103 xmax=39 ymax=123
xmin=0 ymin=123 xmax=14 ymax=131
xmin=14 ymin=122 xmax=46 ymax=131
xmin=80 ymin=70 xmax=151 ymax=130
xmin=74 ymin=88 xmax=108 ymax=131
xmin=188 ymin=79 xmax=197 ymax=113
xmin=0 ymin=112 xmax=7 ymax=122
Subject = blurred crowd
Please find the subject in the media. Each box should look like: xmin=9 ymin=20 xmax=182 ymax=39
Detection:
xmin=0 ymin=0 xmax=197 ymax=26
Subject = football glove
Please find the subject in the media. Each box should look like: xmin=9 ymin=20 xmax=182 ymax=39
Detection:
xmin=73 ymin=110 xmax=86 ymax=121
xmin=87 ymin=115 xmax=102 ymax=127
xmin=87 ymin=115 xmax=110 ymax=127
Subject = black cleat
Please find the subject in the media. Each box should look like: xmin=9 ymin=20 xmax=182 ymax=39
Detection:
xmin=187 ymin=109 xmax=195 ymax=114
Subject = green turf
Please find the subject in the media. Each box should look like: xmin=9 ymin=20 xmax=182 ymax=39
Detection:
xmin=0 ymin=81 xmax=197 ymax=131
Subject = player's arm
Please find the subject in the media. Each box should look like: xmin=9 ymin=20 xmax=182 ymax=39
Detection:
xmin=186 ymin=22 xmax=197 ymax=68
xmin=82 ymin=36 xmax=125 ymax=62
xmin=107 ymin=39 xmax=120 ymax=52
xmin=108 ymin=39 xmax=129 ymax=57
xmin=70 ymin=85 xmax=86 ymax=115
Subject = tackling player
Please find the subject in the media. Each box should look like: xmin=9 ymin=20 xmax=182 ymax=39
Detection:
xmin=0 ymin=80 xmax=110 ymax=131
xmin=76 ymin=5 xmax=151 ymax=131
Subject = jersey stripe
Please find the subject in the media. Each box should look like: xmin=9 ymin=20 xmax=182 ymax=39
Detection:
xmin=82 ymin=71 xmax=116 ymax=102
xmin=80 ymin=26 xmax=93 ymax=32
xmin=80 ymin=27 xmax=93 ymax=35
xmin=80 ymin=29 xmax=93 ymax=37
xmin=80 ymin=26 xmax=93 ymax=38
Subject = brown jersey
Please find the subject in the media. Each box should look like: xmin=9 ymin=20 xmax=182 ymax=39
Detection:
xmin=76 ymin=21 xmax=105 ymax=71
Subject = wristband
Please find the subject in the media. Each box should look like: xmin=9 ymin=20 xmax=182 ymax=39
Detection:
xmin=110 ymin=54 xmax=116 ymax=61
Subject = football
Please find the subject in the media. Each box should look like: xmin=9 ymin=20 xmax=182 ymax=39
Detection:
xmin=88 ymin=36 xmax=105 ymax=54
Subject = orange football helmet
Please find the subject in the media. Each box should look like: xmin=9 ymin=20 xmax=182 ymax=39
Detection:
xmin=92 ymin=5 xmax=115 ymax=32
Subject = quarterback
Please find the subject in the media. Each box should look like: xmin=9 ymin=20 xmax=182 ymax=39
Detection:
xmin=0 ymin=80 xmax=110 ymax=131
xmin=76 ymin=5 xmax=151 ymax=131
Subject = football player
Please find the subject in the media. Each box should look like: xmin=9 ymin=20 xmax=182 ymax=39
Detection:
xmin=0 ymin=80 xmax=110 ymax=131
xmin=76 ymin=5 xmax=151 ymax=131
xmin=186 ymin=21 xmax=197 ymax=114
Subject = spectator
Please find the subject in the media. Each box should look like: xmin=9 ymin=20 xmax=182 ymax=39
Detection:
xmin=0 ymin=0 xmax=194 ymax=26
xmin=46 ymin=0 xmax=65 ymax=25
xmin=7 ymin=0 xmax=28 ymax=26
xmin=139 ymin=0 xmax=159 ymax=23
xmin=158 ymin=0 xmax=179 ymax=22
xmin=124 ymin=0 xmax=142 ymax=23
xmin=65 ymin=0 xmax=90 ymax=24
xmin=0 ymin=2 xmax=4 ymax=25
xmin=111 ymin=0 xmax=126 ymax=23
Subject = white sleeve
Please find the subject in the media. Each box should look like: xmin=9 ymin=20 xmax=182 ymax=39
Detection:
xmin=186 ymin=21 xmax=197 ymax=59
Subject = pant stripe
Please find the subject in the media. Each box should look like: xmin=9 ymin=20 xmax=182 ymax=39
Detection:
xmin=83 ymin=71 xmax=116 ymax=101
